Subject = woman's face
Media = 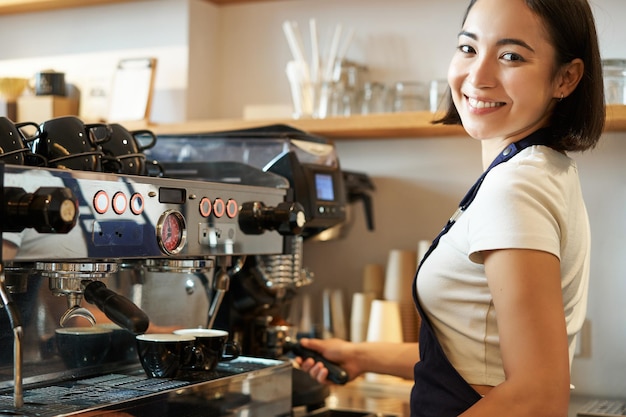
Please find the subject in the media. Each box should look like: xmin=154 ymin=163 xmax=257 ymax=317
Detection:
xmin=448 ymin=0 xmax=561 ymax=142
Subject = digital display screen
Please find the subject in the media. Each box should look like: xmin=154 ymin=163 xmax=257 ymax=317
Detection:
xmin=315 ymin=173 xmax=335 ymax=201
xmin=159 ymin=187 xmax=186 ymax=204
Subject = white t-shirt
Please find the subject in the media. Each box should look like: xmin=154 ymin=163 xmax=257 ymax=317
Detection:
xmin=416 ymin=145 xmax=590 ymax=387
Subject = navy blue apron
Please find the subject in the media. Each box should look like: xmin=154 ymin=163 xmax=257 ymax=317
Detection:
xmin=410 ymin=128 xmax=553 ymax=417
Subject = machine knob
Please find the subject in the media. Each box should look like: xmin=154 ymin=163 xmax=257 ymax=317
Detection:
xmin=238 ymin=201 xmax=306 ymax=236
xmin=2 ymin=186 xmax=78 ymax=233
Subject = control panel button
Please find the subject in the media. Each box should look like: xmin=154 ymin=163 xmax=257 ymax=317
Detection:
xmin=213 ymin=198 xmax=225 ymax=218
xmin=93 ymin=190 xmax=110 ymax=214
xmin=199 ymin=197 xmax=212 ymax=218
xmin=112 ymin=192 xmax=128 ymax=215
xmin=226 ymin=199 xmax=238 ymax=218
xmin=130 ymin=193 xmax=144 ymax=215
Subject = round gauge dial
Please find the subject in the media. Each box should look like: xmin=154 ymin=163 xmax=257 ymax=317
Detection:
xmin=156 ymin=210 xmax=187 ymax=255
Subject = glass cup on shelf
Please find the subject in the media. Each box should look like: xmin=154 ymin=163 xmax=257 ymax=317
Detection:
xmin=392 ymin=81 xmax=428 ymax=112
xmin=359 ymin=82 xmax=388 ymax=114
xmin=429 ymin=79 xmax=449 ymax=113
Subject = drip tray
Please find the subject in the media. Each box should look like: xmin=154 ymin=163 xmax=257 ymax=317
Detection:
xmin=306 ymin=409 xmax=398 ymax=417
xmin=0 ymin=357 xmax=289 ymax=417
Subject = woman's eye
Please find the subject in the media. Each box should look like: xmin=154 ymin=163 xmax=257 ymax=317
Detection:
xmin=458 ymin=44 xmax=476 ymax=54
xmin=501 ymin=52 xmax=525 ymax=62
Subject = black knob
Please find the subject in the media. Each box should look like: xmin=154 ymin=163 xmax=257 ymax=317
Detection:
xmin=239 ymin=201 xmax=306 ymax=236
xmin=2 ymin=186 xmax=78 ymax=233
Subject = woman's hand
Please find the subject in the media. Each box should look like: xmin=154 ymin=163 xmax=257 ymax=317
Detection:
xmin=294 ymin=338 xmax=361 ymax=384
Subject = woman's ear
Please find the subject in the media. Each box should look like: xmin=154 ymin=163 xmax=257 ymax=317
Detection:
xmin=555 ymin=58 xmax=584 ymax=99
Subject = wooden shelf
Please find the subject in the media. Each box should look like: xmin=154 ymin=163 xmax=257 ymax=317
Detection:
xmin=143 ymin=105 xmax=626 ymax=140
xmin=145 ymin=112 xmax=464 ymax=139
xmin=0 ymin=0 xmax=281 ymax=15
xmin=0 ymin=0 xmax=132 ymax=15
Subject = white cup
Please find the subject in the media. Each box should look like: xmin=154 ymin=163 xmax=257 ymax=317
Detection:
xmin=350 ymin=292 xmax=375 ymax=343
xmin=384 ymin=249 xmax=417 ymax=303
xmin=417 ymin=240 xmax=431 ymax=266
xmin=331 ymin=289 xmax=347 ymax=340
xmin=366 ymin=299 xmax=403 ymax=343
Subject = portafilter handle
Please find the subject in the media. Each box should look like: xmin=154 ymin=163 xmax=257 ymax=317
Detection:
xmin=82 ymin=280 xmax=150 ymax=334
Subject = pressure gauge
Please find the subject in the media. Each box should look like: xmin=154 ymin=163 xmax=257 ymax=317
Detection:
xmin=156 ymin=210 xmax=187 ymax=255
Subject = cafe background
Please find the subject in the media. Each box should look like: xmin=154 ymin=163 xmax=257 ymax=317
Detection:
xmin=0 ymin=0 xmax=624 ymax=400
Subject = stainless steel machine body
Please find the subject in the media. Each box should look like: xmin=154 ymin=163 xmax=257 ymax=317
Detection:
xmin=0 ymin=162 xmax=300 ymax=416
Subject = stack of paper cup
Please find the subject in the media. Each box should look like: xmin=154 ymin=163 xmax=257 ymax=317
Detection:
xmin=417 ymin=239 xmax=431 ymax=266
xmin=362 ymin=263 xmax=385 ymax=299
xmin=331 ymin=289 xmax=347 ymax=340
xmin=366 ymin=299 xmax=404 ymax=343
xmin=383 ymin=249 xmax=419 ymax=343
xmin=350 ymin=292 xmax=375 ymax=343
xmin=365 ymin=299 xmax=404 ymax=382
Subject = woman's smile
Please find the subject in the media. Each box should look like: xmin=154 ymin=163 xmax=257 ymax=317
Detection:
xmin=466 ymin=96 xmax=505 ymax=111
xmin=448 ymin=0 xmax=561 ymax=146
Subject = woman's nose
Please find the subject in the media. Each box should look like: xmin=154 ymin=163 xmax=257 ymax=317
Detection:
xmin=467 ymin=56 xmax=497 ymax=89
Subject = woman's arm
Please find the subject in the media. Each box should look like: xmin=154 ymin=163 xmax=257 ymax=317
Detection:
xmin=460 ymin=248 xmax=571 ymax=417
xmin=298 ymin=338 xmax=419 ymax=383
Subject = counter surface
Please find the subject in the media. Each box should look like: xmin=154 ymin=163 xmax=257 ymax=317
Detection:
xmin=327 ymin=376 xmax=608 ymax=417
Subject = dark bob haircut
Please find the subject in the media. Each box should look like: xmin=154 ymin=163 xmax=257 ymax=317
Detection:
xmin=435 ymin=0 xmax=605 ymax=152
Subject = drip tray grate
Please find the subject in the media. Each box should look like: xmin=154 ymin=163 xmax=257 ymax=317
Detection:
xmin=0 ymin=358 xmax=283 ymax=417
xmin=0 ymin=374 xmax=191 ymax=416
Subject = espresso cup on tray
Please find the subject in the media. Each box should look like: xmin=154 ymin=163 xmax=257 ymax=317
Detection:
xmin=135 ymin=333 xmax=201 ymax=378
xmin=173 ymin=328 xmax=241 ymax=371
xmin=55 ymin=326 xmax=113 ymax=368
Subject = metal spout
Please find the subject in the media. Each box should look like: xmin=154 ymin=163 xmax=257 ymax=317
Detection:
xmin=0 ymin=267 xmax=24 ymax=408
xmin=35 ymin=262 xmax=119 ymax=326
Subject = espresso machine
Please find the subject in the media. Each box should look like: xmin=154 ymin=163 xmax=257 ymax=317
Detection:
xmin=147 ymin=125 xmax=353 ymax=411
xmin=0 ymin=118 xmax=307 ymax=416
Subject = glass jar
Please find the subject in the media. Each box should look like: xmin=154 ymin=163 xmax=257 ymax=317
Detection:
xmin=359 ymin=82 xmax=388 ymax=114
xmin=392 ymin=81 xmax=428 ymax=112
xmin=602 ymin=59 xmax=626 ymax=105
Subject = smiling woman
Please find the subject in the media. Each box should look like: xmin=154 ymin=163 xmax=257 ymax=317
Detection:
xmin=437 ymin=0 xmax=604 ymax=153
xmin=295 ymin=1 xmax=605 ymax=416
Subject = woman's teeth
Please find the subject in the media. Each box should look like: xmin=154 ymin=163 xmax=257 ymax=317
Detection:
xmin=468 ymin=97 xmax=503 ymax=109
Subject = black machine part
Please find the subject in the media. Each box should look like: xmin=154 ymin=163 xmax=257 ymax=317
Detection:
xmin=1 ymin=186 xmax=78 ymax=233
xmin=284 ymin=341 xmax=349 ymax=385
xmin=83 ymin=280 xmax=150 ymax=334
xmin=343 ymin=170 xmax=375 ymax=231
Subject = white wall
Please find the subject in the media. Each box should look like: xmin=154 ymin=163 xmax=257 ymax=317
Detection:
xmin=0 ymin=0 xmax=625 ymax=398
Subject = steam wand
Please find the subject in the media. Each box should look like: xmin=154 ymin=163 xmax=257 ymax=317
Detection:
xmin=206 ymin=256 xmax=240 ymax=329
xmin=0 ymin=266 xmax=23 ymax=408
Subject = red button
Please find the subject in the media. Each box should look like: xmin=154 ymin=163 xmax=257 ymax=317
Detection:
xmin=226 ymin=199 xmax=238 ymax=218
xmin=112 ymin=192 xmax=128 ymax=215
xmin=93 ymin=190 xmax=109 ymax=214
xmin=130 ymin=193 xmax=144 ymax=215
xmin=199 ymin=197 xmax=212 ymax=217
xmin=213 ymin=198 xmax=225 ymax=218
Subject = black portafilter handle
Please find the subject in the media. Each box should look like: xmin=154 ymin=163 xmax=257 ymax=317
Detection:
xmin=83 ymin=280 xmax=150 ymax=334
xmin=284 ymin=341 xmax=349 ymax=385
